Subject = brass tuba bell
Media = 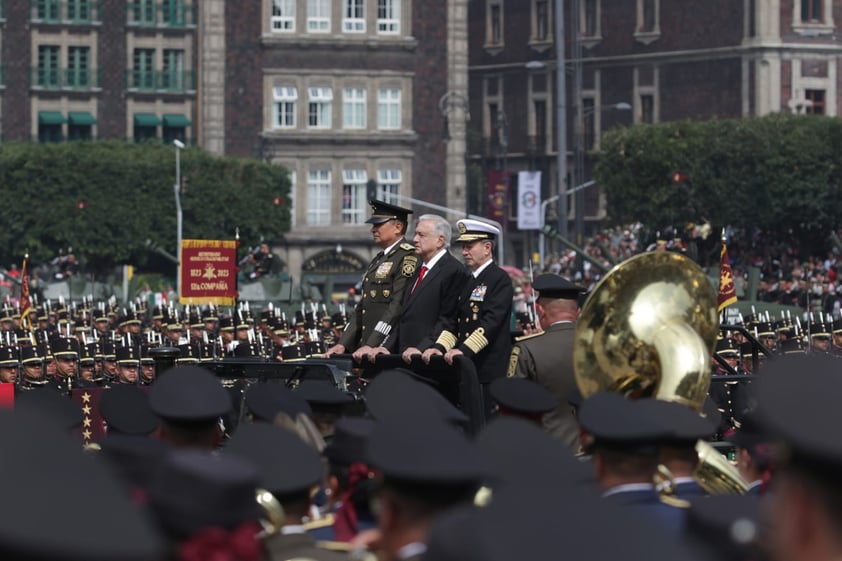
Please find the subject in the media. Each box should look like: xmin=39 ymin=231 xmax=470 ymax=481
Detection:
xmin=573 ymin=251 xmax=747 ymax=495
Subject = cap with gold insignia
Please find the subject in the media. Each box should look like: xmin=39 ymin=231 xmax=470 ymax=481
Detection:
xmin=532 ymin=273 xmax=585 ymax=300
xmin=365 ymin=199 xmax=412 ymax=224
xmin=364 ymin=199 xmax=413 ymax=224
xmin=455 ymin=219 xmax=500 ymax=242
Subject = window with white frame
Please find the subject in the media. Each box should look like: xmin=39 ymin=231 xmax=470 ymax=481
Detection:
xmin=635 ymin=0 xmax=660 ymax=42
xmin=341 ymin=169 xmax=368 ymax=224
xmin=287 ymin=169 xmax=297 ymax=227
xmin=272 ymin=0 xmax=295 ymax=32
xmin=343 ymin=0 xmax=365 ymax=32
xmin=487 ymin=0 xmax=503 ymax=45
xmin=377 ymin=0 xmax=400 ymax=33
xmin=343 ymin=87 xmax=367 ymax=129
xmin=794 ymin=0 xmax=834 ymax=32
xmin=272 ymin=86 xmax=298 ymax=128
xmin=377 ymin=87 xmax=401 ymax=130
xmin=307 ymin=0 xmax=330 ymax=32
xmin=308 ymin=87 xmax=333 ymax=129
xmin=306 ymin=169 xmax=331 ymax=225
xmin=377 ymin=169 xmax=401 ymax=204
xmin=532 ymin=0 xmax=550 ymax=42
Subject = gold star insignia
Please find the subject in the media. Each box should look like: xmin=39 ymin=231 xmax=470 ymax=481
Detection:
xmin=82 ymin=392 xmax=91 ymax=403
xmin=83 ymin=418 xmax=91 ymax=428
xmin=82 ymin=405 xmax=91 ymax=415
xmin=82 ymin=429 xmax=91 ymax=440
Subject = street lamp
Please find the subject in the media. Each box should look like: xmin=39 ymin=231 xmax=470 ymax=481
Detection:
xmin=173 ymin=139 xmax=185 ymax=302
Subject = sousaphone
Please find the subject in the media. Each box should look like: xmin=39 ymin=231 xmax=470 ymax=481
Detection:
xmin=573 ymin=251 xmax=747 ymax=495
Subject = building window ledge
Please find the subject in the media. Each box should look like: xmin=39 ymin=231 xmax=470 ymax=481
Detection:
xmin=579 ymin=35 xmax=603 ymax=49
xmin=633 ymin=30 xmax=660 ymax=45
xmin=792 ymin=23 xmax=835 ymax=36
xmin=528 ymin=39 xmax=553 ymax=53
xmin=483 ymin=43 xmax=505 ymax=56
xmin=260 ymin=33 xmax=417 ymax=51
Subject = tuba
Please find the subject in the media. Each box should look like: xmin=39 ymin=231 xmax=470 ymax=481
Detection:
xmin=573 ymin=251 xmax=747 ymax=495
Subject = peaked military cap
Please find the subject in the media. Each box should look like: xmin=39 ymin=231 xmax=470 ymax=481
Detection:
xmin=225 ymin=423 xmax=323 ymax=495
xmin=0 ymin=346 xmax=17 ymax=367
xmin=218 ymin=315 xmax=235 ymax=332
xmin=579 ymin=392 xmax=669 ymax=451
xmin=100 ymin=385 xmax=159 ymax=436
xmin=149 ymin=365 xmax=231 ymax=422
xmin=19 ymin=345 xmax=44 ymax=365
xmin=244 ymin=383 xmax=311 ymax=422
xmin=488 ymin=377 xmax=555 ymax=416
xmin=635 ymin=399 xmax=714 ymax=443
xmin=364 ymin=369 xmax=468 ymax=426
xmin=15 ymin=389 xmax=84 ymax=432
xmin=0 ymin=409 xmax=164 ymax=561
xmin=50 ymin=337 xmax=78 ymax=358
xmin=324 ymin=416 xmax=376 ymax=466
xmin=115 ymin=345 xmax=139 ymax=364
xmin=148 ymin=450 xmax=262 ymax=539
xmin=715 ymin=337 xmax=739 ymax=357
xmin=364 ymin=199 xmax=413 ymax=224
xmin=455 ymin=218 xmax=499 ymax=242
xmin=295 ymin=379 xmax=353 ymax=406
xmin=531 ymin=273 xmax=585 ymax=300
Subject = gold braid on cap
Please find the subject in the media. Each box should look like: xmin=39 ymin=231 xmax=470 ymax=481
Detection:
xmin=435 ymin=331 xmax=458 ymax=351
xmin=463 ymin=327 xmax=488 ymax=354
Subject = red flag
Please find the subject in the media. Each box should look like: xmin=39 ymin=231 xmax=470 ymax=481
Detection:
xmin=19 ymin=256 xmax=32 ymax=331
xmin=718 ymin=241 xmax=737 ymax=312
xmin=0 ymin=384 xmax=13 ymax=409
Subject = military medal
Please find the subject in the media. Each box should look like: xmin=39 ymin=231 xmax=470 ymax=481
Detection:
xmin=375 ymin=262 xmax=393 ymax=278
xmin=471 ymin=303 xmax=479 ymax=321
xmin=470 ymin=285 xmax=487 ymax=302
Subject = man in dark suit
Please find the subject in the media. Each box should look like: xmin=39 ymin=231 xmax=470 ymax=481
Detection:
xmin=365 ymin=214 xmax=467 ymax=362
xmin=423 ymin=219 xmax=513 ymax=415
xmin=324 ymin=200 xmax=418 ymax=362
xmin=507 ymin=273 xmax=584 ymax=449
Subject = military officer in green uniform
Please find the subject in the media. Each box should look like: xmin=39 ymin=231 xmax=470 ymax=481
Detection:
xmin=507 ymin=273 xmax=584 ymax=450
xmin=325 ymin=200 xmax=418 ymax=362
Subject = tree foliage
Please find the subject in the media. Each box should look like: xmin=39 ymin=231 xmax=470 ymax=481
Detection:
xmin=0 ymin=141 xmax=290 ymax=272
xmin=596 ymin=114 xmax=842 ymax=245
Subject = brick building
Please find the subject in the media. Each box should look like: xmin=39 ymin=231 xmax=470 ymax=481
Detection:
xmin=468 ymin=0 xmax=842 ymax=267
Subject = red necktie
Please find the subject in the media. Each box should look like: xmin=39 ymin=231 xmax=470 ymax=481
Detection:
xmin=410 ymin=266 xmax=428 ymax=296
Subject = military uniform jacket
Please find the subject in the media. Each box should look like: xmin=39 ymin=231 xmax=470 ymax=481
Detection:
xmin=507 ymin=321 xmax=579 ymax=449
xmin=265 ymin=531 xmax=349 ymax=561
xmin=434 ymin=262 xmax=513 ymax=383
xmin=339 ymin=239 xmax=418 ymax=351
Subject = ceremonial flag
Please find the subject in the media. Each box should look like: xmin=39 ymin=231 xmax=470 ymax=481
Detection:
xmin=718 ymin=237 xmax=737 ymax=312
xmin=19 ymin=255 xmax=32 ymax=331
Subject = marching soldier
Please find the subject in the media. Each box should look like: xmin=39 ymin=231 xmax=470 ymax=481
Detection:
xmin=506 ymin=273 xmax=585 ymax=449
xmin=325 ymin=200 xmax=418 ymax=361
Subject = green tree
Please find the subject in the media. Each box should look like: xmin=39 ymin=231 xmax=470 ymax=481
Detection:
xmin=0 ymin=142 xmax=290 ymax=272
xmin=596 ymin=114 xmax=842 ymax=248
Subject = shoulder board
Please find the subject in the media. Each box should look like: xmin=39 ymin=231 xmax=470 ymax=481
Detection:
xmin=400 ymin=242 xmax=415 ymax=251
xmin=515 ymin=331 xmax=544 ymax=343
xmin=402 ymin=254 xmax=418 ymax=264
xmin=304 ymin=513 xmax=335 ymax=530
xmin=315 ymin=540 xmax=354 ymax=552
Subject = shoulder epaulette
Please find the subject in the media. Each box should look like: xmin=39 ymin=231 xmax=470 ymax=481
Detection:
xmin=304 ymin=513 xmax=334 ymax=530
xmin=316 ymin=540 xmax=354 ymax=552
xmin=515 ymin=331 xmax=544 ymax=343
xmin=399 ymin=242 xmax=414 ymax=251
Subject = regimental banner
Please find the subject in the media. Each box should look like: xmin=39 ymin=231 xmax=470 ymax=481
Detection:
xmin=718 ymin=241 xmax=738 ymax=312
xmin=71 ymin=387 xmax=107 ymax=445
xmin=487 ymin=169 xmax=510 ymax=223
xmin=180 ymin=239 xmax=239 ymax=305
xmin=517 ymin=171 xmax=542 ymax=230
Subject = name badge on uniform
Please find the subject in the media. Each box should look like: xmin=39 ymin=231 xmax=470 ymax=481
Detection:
xmin=470 ymin=284 xmax=487 ymax=302
xmin=375 ymin=262 xmax=393 ymax=278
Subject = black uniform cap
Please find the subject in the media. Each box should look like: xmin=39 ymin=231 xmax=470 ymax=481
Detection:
xmin=149 ymin=365 xmax=231 ymax=422
xmin=16 ymin=389 xmax=83 ymax=432
xmin=685 ymin=495 xmax=763 ymax=561
xmin=99 ymin=434 xmax=170 ymax=494
xmin=531 ymin=273 xmax=586 ymax=300
xmin=324 ymin=416 xmax=376 ymax=466
xmin=364 ymin=199 xmax=412 ymax=224
xmin=488 ymin=377 xmax=556 ymax=415
xmin=0 ymin=408 xmax=164 ymax=561
xmin=294 ymin=379 xmax=354 ymax=406
xmin=0 ymin=345 xmax=17 ymax=366
xmin=365 ymin=369 xmax=469 ymax=426
xmin=244 ymin=382 xmax=312 ymax=422
xmin=99 ymin=385 xmax=159 ymax=436
xmin=225 ymin=423 xmax=323 ymax=495
xmin=368 ymin=416 xmax=487 ymax=485
xmin=635 ymin=399 xmax=715 ymax=443
xmin=148 ymin=450 xmax=262 ymax=539
xmin=579 ymin=392 xmax=670 ymax=452
xmin=476 ymin=417 xmax=593 ymax=491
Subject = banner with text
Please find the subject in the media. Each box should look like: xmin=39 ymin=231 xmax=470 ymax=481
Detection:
xmin=517 ymin=171 xmax=542 ymax=230
xmin=180 ymin=239 xmax=239 ymax=305
xmin=487 ymin=169 xmax=510 ymax=223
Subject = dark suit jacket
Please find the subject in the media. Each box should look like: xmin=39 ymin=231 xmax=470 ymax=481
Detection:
xmin=602 ymin=487 xmax=686 ymax=538
xmin=443 ymin=262 xmax=513 ymax=383
xmin=388 ymin=251 xmax=468 ymax=353
xmin=508 ymin=322 xmax=579 ymax=449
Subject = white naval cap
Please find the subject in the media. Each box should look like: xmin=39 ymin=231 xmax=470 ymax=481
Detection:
xmin=455 ymin=219 xmax=500 ymax=242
